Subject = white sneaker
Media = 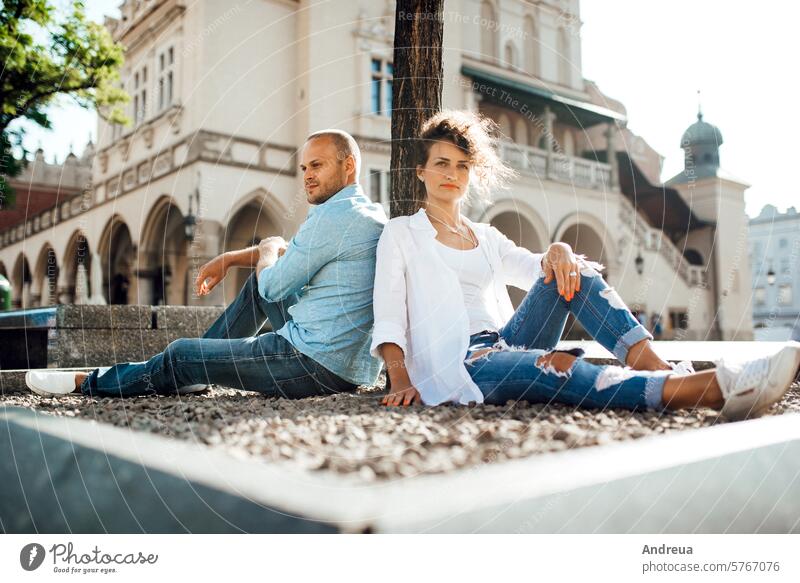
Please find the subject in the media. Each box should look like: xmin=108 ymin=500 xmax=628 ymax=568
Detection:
xmin=669 ymin=360 xmax=695 ymax=375
xmin=25 ymin=370 xmax=80 ymax=397
xmin=716 ymin=343 xmax=800 ymax=421
xmin=176 ymin=384 xmax=209 ymax=395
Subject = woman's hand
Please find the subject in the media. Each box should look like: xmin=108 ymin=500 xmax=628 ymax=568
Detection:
xmin=542 ymin=242 xmax=581 ymax=301
xmin=195 ymin=254 xmax=229 ymax=296
xmin=381 ymin=380 xmax=422 ymax=407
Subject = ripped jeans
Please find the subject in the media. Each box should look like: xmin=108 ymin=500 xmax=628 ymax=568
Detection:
xmin=464 ymin=268 xmax=672 ymax=410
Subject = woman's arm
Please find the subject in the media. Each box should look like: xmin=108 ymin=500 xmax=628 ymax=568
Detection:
xmin=378 ymin=342 xmax=421 ymax=406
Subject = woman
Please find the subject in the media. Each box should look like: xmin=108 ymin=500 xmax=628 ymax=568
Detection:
xmin=371 ymin=110 xmax=799 ymax=421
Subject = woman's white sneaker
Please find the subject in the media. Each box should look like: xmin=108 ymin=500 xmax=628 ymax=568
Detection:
xmin=25 ymin=370 xmax=80 ymax=397
xmin=716 ymin=343 xmax=800 ymax=421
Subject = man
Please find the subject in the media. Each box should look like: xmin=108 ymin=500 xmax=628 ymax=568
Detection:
xmin=25 ymin=130 xmax=387 ymax=398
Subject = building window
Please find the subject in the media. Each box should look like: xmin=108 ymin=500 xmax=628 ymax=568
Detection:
xmin=132 ymin=65 xmax=148 ymax=126
xmin=369 ymin=169 xmax=382 ymax=203
xmin=480 ymin=1 xmax=498 ymax=62
xmin=557 ymin=27 xmax=570 ymax=85
xmin=781 ymin=258 xmax=791 ymax=274
xmin=754 ymin=287 xmax=766 ymax=306
xmin=504 ymin=41 xmax=517 ymax=68
xmin=778 ymin=285 xmax=792 ymax=306
xmin=369 ymin=168 xmax=390 ymax=207
xmin=158 ymin=45 xmax=175 ymax=111
xmin=371 ymin=58 xmax=393 ymax=116
xmin=779 ymin=238 xmax=788 ymax=248
xmin=524 ymin=15 xmax=539 ymax=76
xmin=669 ymin=310 xmax=689 ymax=330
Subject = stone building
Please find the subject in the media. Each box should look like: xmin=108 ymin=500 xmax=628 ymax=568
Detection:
xmin=0 ymin=146 xmax=93 ymax=308
xmin=749 ymin=205 xmax=800 ymax=340
xmin=0 ymin=0 xmax=753 ymax=339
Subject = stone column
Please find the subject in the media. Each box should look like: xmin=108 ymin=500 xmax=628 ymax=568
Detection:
xmin=544 ymin=106 xmax=555 ymax=179
xmin=89 ymin=251 xmax=107 ymax=305
xmin=189 ymin=219 xmax=225 ymax=307
xmin=605 ymin=122 xmax=618 ymax=189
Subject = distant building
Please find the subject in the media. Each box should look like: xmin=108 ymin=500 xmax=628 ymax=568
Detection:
xmin=0 ymin=0 xmax=754 ymax=340
xmin=749 ymin=205 xmax=800 ymax=340
xmin=0 ymin=146 xmax=92 ymax=308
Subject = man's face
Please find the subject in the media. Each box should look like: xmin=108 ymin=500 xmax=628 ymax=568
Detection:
xmin=300 ymin=137 xmax=352 ymax=204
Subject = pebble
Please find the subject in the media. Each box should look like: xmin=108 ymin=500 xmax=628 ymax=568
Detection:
xmin=4 ymin=380 xmax=798 ymax=483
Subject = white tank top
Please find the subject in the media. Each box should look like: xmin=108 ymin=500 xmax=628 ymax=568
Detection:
xmin=434 ymin=239 xmax=501 ymax=335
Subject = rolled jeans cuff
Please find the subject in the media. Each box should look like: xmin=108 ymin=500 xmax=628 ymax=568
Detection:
xmin=644 ymin=373 xmax=671 ymax=410
xmin=612 ymin=325 xmax=653 ymax=364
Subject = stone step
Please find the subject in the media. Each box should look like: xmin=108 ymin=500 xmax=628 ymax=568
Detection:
xmin=0 ymin=304 xmax=225 ymax=369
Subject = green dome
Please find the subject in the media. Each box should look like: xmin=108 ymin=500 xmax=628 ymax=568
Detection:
xmin=680 ymin=112 xmax=723 ymax=149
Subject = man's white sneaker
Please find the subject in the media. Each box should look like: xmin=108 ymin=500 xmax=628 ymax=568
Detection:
xmin=716 ymin=343 xmax=800 ymax=421
xmin=25 ymin=370 xmax=80 ymax=397
xmin=176 ymin=384 xmax=209 ymax=395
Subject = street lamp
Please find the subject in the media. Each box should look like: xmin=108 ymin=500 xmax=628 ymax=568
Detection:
xmin=635 ymin=251 xmax=644 ymax=276
xmin=184 ymin=172 xmax=201 ymax=242
xmin=767 ymin=265 xmax=776 ymax=286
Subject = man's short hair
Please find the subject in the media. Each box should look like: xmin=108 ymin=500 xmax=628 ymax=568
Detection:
xmin=306 ymin=129 xmax=361 ymax=176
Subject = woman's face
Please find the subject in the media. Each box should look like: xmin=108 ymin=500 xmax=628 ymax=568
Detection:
xmin=416 ymin=140 xmax=472 ymax=206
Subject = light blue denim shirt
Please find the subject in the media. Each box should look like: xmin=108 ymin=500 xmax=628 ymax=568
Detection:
xmin=257 ymin=183 xmax=387 ymax=385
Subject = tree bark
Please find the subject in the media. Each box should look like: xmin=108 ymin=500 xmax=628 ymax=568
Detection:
xmin=390 ymin=0 xmax=445 ymax=218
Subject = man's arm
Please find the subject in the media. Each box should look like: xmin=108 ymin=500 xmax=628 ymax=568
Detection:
xmin=257 ymin=212 xmax=339 ymax=302
xmin=195 ymin=239 xmax=286 ymax=297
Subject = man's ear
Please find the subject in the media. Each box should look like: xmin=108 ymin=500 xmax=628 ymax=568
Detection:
xmin=345 ymin=154 xmax=357 ymax=179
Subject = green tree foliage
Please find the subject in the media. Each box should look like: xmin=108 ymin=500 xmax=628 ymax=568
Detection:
xmin=0 ymin=0 xmax=128 ymax=208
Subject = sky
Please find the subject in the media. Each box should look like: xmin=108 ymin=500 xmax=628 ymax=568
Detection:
xmin=14 ymin=0 xmax=799 ymax=218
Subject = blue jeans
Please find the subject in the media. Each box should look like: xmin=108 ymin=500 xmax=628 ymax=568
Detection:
xmin=80 ymin=272 xmax=358 ymax=398
xmin=464 ymin=269 xmax=671 ymax=410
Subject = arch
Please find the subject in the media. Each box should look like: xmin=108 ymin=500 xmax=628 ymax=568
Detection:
xmin=496 ymin=112 xmax=513 ymax=141
xmin=221 ymin=192 xmax=284 ymax=306
xmin=514 ymin=117 xmax=528 ymax=146
xmin=553 ymin=213 xmax=614 ymax=273
xmin=11 ymin=252 xmax=32 ymax=308
xmin=561 ymin=128 xmax=575 ymax=156
xmin=480 ymin=199 xmax=549 ymax=308
xmin=98 ymin=214 xmax=136 ymax=304
xmin=62 ymin=229 xmax=93 ymax=304
xmin=139 ymin=195 xmax=187 ymax=305
xmin=480 ymin=1 xmax=499 ymax=62
xmin=33 ymin=243 xmax=59 ymax=306
xmin=523 ymin=14 xmax=540 ymax=76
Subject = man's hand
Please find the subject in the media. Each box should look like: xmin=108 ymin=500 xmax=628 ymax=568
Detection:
xmin=381 ymin=380 xmax=422 ymax=407
xmin=195 ymin=254 xmax=228 ymax=296
xmin=542 ymin=242 xmax=581 ymax=301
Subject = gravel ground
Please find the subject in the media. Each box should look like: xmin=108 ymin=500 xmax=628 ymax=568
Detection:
xmin=4 ymin=375 xmax=799 ymax=482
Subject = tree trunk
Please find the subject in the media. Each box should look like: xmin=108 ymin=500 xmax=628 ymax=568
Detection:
xmin=390 ymin=0 xmax=445 ymax=218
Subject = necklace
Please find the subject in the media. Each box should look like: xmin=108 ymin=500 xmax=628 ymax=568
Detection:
xmin=425 ymin=210 xmax=477 ymax=248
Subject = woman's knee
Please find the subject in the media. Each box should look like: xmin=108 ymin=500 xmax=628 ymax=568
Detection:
xmin=536 ymin=351 xmax=577 ymax=375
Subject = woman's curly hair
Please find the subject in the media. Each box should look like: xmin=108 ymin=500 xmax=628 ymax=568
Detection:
xmin=415 ymin=109 xmax=516 ymax=206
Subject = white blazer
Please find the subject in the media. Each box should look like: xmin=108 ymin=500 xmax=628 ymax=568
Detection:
xmin=370 ymin=208 xmax=545 ymax=405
